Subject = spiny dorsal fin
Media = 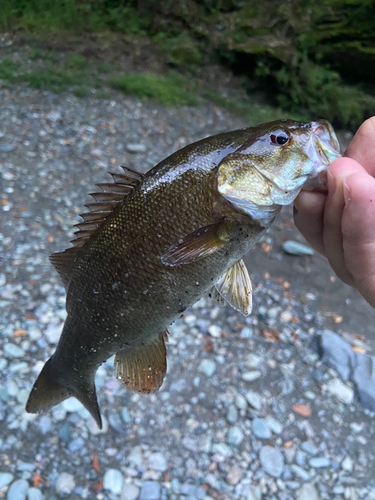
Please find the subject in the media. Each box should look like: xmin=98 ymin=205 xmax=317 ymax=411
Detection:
xmin=72 ymin=165 xmax=144 ymax=249
xmin=115 ymin=331 xmax=168 ymax=394
xmin=51 ymin=166 xmax=143 ymax=288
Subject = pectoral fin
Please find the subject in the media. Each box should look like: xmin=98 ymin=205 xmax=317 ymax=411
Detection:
xmin=161 ymin=220 xmax=229 ymax=266
xmin=115 ymin=331 xmax=168 ymax=394
xmin=214 ymin=259 xmax=252 ymax=316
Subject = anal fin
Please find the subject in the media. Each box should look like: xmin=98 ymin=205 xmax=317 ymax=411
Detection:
xmin=214 ymin=259 xmax=252 ymax=316
xmin=115 ymin=331 xmax=168 ymax=394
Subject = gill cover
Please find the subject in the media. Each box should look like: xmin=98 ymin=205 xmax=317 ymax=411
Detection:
xmin=217 ymin=119 xmax=341 ymax=225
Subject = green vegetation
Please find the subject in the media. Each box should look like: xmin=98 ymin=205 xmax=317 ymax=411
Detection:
xmin=1 ymin=0 xmax=375 ymax=127
xmin=110 ymin=73 xmax=198 ymax=106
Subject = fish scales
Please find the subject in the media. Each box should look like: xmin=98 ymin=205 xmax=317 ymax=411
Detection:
xmin=26 ymin=120 xmax=341 ymax=427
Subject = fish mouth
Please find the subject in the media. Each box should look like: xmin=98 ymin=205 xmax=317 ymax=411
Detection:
xmin=302 ymin=121 xmax=341 ymax=191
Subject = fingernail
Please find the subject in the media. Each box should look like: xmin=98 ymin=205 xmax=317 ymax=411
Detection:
xmin=326 ymin=168 xmax=336 ymax=202
xmin=343 ymin=178 xmax=351 ymax=207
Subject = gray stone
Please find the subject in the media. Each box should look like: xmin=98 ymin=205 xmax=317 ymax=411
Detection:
xmin=0 ymin=144 xmax=14 ymax=152
xmin=353 ymin=354 xmax=375 ymax=410
xmin=126 ymin=143 xmax=147 ymax=154
xmin=38 ymin=415 xmax=52 ymax=434
xmin=296 ymin=483 xmax=319 ymax=500
xmin=247 ymin=486 xmax=262 ymax=500
xmin=308 ymin=457 xmax=330 ymax=468
xmin=103 ymin=469 xmax=124 ymax=495
xmin=27 ymin=488 xmax=44 ymax=500
xmin=121 ymin=408 xmax=133 ymax=423
xmin=242 ymin=371 xmax=261 ymax=382
xmin=17 ymin=463 xmax=35 ymax=472
xmin=44 ymin=323 xmax=63 ymax=344
xmin=7 ymin=479 xmax=28 ymax=500
xmin=170 ymin=479 xmax=180 ymax=493
xmin=300 ymin=442 xmax=318 ymax=455
xmin=291 ymin=465 xmax=310 ymax=482
xmin=55 ymin=472 xmax=75 ymax=495
xmin=212 ymin=442 xmax=232 ymax=457
xmin=148 ymin=452 xmax=167 ymax=472
xmin=245 ymin=354 xmax=261 ymax=369
xmin=0 ymin=473 xmax=13 ymax=488
xmin=121 ymin=484 xmax=140 ymax=500
xmin=282 ymin=241 xmax=314 ymax=256
xmin=325 ymin=378 xmax=354 ymax=404
xmin=128 ymin=446 xmax=143 ymax=467
xmin=259 ymin=446 xmax=284 ymax=478
xmin=226 ymin=405 xmax=238 ymax=424
xmin=139 ymin=481 xmax=160 ymax=500
xmin=199 ymin=359 xmax=216 ymax=377
xmin=341 ymin=456 xmax=353 ymax=472
xmin=62 ymin=397 xmax=84 ymax=412
xmin=226 ymin=464 xmax=243 ymax=485
xmin=227 ymin=426 xmax=244 ymax=446
xmin=4 ymin=343 xmax=25 ymax=358
xmin=265 ymin=417 xmax=283 ymax=435
xmin=245 ymin=391 xmax=262 ymax=410
xmin=252 ymin=418 xmax=272 ymax=439
xmin=320 ymin=329 xmax=354 ymax=381
xmin=235 ymin=393 xmax=248 ymax=410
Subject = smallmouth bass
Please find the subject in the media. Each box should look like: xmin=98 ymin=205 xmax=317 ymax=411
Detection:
xmin=26 ymin=120 xmax=340 ymax=428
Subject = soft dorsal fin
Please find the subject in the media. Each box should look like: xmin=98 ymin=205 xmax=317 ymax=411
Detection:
xmin=115 ymin=331 xmax=168 ymax=394
xmin=50 ymin=166 xmax=143 ymax=289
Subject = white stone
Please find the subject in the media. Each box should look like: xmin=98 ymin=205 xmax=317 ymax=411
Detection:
xmin=325 ymin=378 xmax=354 ymax=405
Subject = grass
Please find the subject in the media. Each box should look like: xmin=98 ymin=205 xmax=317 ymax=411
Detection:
xmin=0 ymin=49 xmax=300 ymax=122
xmin=110 ymin=73 xmax=198 ymax=106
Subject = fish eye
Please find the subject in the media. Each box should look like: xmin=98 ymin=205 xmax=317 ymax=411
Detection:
xmin=270 ymin=130 xmax=291 ymax=146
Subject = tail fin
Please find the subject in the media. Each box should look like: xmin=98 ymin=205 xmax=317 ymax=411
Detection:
xmin=26 ymin=357 xmax=103 ymax=429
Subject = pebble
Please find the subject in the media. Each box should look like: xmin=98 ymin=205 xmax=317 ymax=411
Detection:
xmin=245 ymin=391 xmax=262 ymax=410
xmin=308 ymin=457 xmax=330 ymax=468
xmin=27 ymin=488 xmax=44 ymax=500
xmin=148 ymin=452 xmax=168 ymax=472
xmin=227 ymin=426 xmax=244 ymax=446
xmin=325 ymin=378 xmax=354 ymax=405
xmin=226 ymin=405 xmax=238 ymax=424
xmin=126 ymin=143 xmax=147 ymax=153
xmin=353 ymin=353 xmax=375 ymax=411
xmin=207 ymin=325 xmax=221 ymax=337
xmin=241 ymin=370 xmax=261 ymax=382
xmin=282 ymin=241 xmax=314 ymax=256
xmin=291 ymin=465 xmax=310 ymax=482
xmin=235 ymin=393 xmax=248 ymax=410
xmin=212 ymin=442 xmax=232 ymax=457
xmin=7 ymin=479 xmax=29 ymax=500
xmin=121 ymin=484 xmax=140 ymax=500
xmin=0 ymin=144 xmax=15 ymax=152
xmin=4 ymin=343 xmax=25 ymax=358
xmin=199 ymin=359 xmax=216 ymax=377
xmin=341 ymin=456 xmax=353 ymax=472
xmin=252 ymin=418 xmax=272 ymax=439
xmin=245 ymin=353 xmax=261 ymax=368
xmin=139 ymin=481 xmax=161 ymax=500
xmin=44 ymin=323 xmax=63 ymax=344
xmin=62 ymin=397 xmax=84 ymax=412
xmin=0 ymin=473 xmax=14 ymax=488
xmin=300 ymin=442 xmax=318 ymax=455
xmin=296 ymin=483 xmax=319 ymax=500
xmin=259 ymin=446 xmax=284 ymax=478
xmin=38 ymin=415 xmax=52 ymax=434
xmin=55 ymin=472 xmax=76 ymax=495
xmin=320 ymin=329 xmax=354 ymax=381
xmin=265 ymin=417 xmax=283 ymax=435
xmin=226 ymin=464 xmax=243 ymax=485
xmin=103 ymin=469 xmax=124 ymax=495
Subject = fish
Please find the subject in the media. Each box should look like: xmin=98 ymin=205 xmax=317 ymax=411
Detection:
xmin=26 ymin=119 xmax=341 ymax=428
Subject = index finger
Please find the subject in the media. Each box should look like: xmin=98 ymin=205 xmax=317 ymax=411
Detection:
xmin=345 ymin=117 xmax=375 ymax=176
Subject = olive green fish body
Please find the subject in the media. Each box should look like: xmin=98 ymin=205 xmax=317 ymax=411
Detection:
xmin=27 ymin=120 xmax=341 ymax=427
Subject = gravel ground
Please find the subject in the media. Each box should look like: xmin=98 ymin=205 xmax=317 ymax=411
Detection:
xmin=1 ymin=86 xmax=375 ymax=500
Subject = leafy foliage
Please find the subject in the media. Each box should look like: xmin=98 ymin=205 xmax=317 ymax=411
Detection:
xmin=1 ymin=0 xmax=375 ymax=127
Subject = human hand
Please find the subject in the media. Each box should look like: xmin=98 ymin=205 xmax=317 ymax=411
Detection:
xmin=294 ymin=117 xmax=375 ymax=308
